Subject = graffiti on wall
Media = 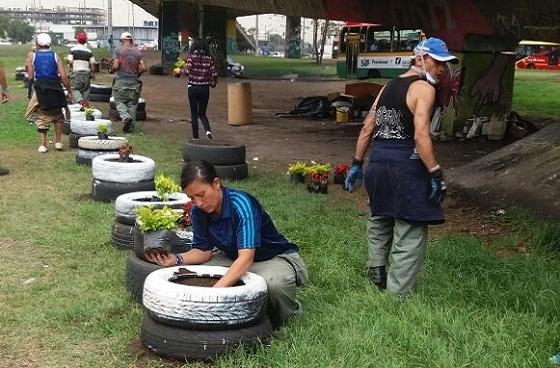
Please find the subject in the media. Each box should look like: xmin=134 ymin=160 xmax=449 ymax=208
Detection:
xmin=162 ymin=33 xmax=180 ymax=64
xmin=285 ymin=16 xmax=302 ymax=59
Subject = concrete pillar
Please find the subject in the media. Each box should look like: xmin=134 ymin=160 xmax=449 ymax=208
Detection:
xmin=438 ymin=36 xmax=517 ymax=135
xmin=203 ymin=7 xmax=227 ymax=76
xmin=285 ymin=16 xmax=301 ymax=59
xmin=159 ymin=1 xmax=181 ymax=70
xmin=226 ymin=19 xmax=238 ymax=55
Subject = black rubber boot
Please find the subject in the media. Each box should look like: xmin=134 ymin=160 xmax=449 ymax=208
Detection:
xmin=368 ymin=266 xmax=387 ymax=290
xmin=0 ymin=167 xmax=9 ymax=176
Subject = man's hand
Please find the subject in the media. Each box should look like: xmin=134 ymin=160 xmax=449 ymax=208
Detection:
xmin=428 ymin=167 xmax=447 ymax=204
xmin=344 ymin=160 xmax=363 ymax=192
xmin=66 ymin=91 xmax=73 ymax=103
xmin=1 ymin=91 xmax=9 ymax=103
xmin=145 ymin=252 xmax=176 ymax=267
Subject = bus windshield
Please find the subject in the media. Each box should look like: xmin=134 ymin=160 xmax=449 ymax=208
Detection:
xmin=339 ymin=23 xmax=423 ymax=55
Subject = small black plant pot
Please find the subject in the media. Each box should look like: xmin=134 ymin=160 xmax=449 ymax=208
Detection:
xmin=86 ymin=115 xmax=95 ymax=121
xmin=333 ymin=174 xmax=346 ymax=185
xmin=289 ymin=173 xmax=305 ymax=184
xmin=97 ymin=132 xmax=109 ymax=140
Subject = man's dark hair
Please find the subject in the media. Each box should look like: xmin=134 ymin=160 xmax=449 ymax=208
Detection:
xmin=189 ymin=39 xmax=210 ymax=55
xmin=181 ymin=160 xmax=218 ymax=189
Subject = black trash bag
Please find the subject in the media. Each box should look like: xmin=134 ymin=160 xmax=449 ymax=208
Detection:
xmin=277 ymin=96 xmax=331 ymax=118
xmin=142 ymin=229 xmax=180 ymax=254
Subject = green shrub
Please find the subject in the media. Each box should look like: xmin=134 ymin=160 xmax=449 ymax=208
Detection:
xmin=134 ymin=206 xmax=178 ymax=233
xmin=154 ymin=174 xmax=180 ymax=201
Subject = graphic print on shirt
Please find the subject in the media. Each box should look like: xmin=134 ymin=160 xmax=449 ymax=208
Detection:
xmin=373 ymin=106 xmax=408 ymax=139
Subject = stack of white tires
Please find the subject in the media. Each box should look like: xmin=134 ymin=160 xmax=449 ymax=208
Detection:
xmin=69 ymin=118 xmax=112 ymax=149
xmin=140 ymin=266 xmax=273 ymax=361
xmin=63 ymin=105 xmax=102 ymax=135
xmin=91 ymin=154 xmax=156 ymax=202
xmin=76 ymin=136 xmax=128 ymax=166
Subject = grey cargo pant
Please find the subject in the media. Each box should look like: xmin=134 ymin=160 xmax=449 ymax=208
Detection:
xmin=70 ymin=71 xmax=91 ymax=103
xmin=366 ymin=215 xmax=428 ymax=296
xmin=205 ymin=251 xmax=309 ymax=326
xmin=112 ymin=78 xmax=141 ymax=126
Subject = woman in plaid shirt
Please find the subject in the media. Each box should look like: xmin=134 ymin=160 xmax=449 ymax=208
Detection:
xmin=184 ymin=39 xmax=218 ymax=140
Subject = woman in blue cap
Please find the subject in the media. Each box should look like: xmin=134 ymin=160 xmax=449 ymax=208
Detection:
xmin=345 ymin=37 xmax=458 ymax=296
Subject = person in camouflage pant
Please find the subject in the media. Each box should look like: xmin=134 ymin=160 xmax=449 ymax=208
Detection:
xmin=111 ymin=32 xmax=147 ymax=132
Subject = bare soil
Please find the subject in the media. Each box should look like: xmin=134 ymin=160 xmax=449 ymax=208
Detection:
xmin=93 ymin=51 xmax=517 ymax=245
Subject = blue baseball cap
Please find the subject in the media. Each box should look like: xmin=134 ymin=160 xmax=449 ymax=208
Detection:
xmin=414 ymin=37 xmax=458 ymax=64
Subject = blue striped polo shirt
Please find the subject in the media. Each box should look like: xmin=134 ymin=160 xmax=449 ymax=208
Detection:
xmin=190 ymin=187 xmax=299 ymax=262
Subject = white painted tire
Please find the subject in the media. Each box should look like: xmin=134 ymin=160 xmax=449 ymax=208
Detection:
xmin=92 ymin=154 xmax=156 ymax=183
xmin=78 ymin=136 xmax=128 ymax=150
xmin=115 ymin=191 xmax=190 ymax=223
xmin=110 ymin=96 xmax=145 ymax=104
xmin=70 ymin=118 xmax=113 ymax=135
xmin=70 ymin=109 xmax=103 ymax=121
xmin=67 ymin=104 xmax=83 ymax=112
xmin=143 ymin=266 xmax=268 ymax=329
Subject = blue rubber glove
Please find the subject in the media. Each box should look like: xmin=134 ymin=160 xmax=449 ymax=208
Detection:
xmin=345 ymin=160 xmax=363 ymax=192
xmin=428 ymin=168 xmax=447 ymax=204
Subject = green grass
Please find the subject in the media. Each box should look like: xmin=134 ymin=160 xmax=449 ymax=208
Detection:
xmin=512 ymin=69 xmax=560 ymax=119
xmin=1 ymin=47 xmax=559 ymax=367
xmin=234 ymin=55 xmax=338 ymax=78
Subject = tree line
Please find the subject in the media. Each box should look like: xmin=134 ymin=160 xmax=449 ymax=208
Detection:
xmin=0 ymin=16 xmax=35 ymax=44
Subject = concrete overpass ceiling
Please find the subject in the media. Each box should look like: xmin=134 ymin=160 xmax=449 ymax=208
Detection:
xmin=134 ymin=0 xmax=560 ymax=48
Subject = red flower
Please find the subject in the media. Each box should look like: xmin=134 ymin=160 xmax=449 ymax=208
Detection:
xmin=333 ymin=163 xmax=350 ymax=176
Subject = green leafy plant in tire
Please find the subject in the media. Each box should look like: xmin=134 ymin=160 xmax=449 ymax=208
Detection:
xmin=135 ymin=206 xmax=178 ymax=233
xmin=287 ymin=161 xmax=308 ymax=175
xmin=96 ymin=124 xmax=108 ymax=134
xmin=154 ymin=174 xmax=181 ymax=201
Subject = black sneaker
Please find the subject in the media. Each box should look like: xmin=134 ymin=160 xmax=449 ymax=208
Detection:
xmin=205 ymin=131 xmax=213 ymax=140
xmin=0 ymin=167 xmax=9 ymax=176
xmin=123 ymin=117 xmax=133 ymax=132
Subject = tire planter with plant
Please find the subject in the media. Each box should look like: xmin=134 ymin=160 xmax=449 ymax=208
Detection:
xmin=69 ymin=109 xmax=103 ymax=121
xmin=141 ymin=313 xmax=273 ymax=361
xmin=92 ymin=154 xmax=156 ymax=183
xmin=133 ymin=223 xmax=193 ymax=261
xmin=115 ymin=191 xmax=190 ymax=226
xmin=143 ymin=265 xmax=268 ymax=329
xmin=70 ymin=118 xmax=113 ymax=136
xmin=76 ymin=149 xmax=114 ymax=166
xmin=78 ymin=136 xmax=128 ymax=151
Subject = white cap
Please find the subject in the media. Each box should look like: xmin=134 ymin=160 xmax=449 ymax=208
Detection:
xmin=120 ymin=32 xmax=133 ymax=40
xmin=36 ymin=33 xmax=51 ymax=47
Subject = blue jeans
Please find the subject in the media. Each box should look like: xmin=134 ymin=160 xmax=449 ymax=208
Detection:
xmin=187 ymin=84 xmax=211 ymax=139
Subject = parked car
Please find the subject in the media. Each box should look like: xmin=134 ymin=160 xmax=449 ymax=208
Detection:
xmin=227 ymin=56 xmax=244 ymax=78
xmin=516 ymin=48 xmax=560 ymax=70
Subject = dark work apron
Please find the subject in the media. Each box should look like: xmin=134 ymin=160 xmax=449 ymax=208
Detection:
xmin=364 ymin=140 xmax=445 ymax=225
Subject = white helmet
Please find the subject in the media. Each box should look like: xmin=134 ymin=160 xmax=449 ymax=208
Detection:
xmin=119 ymin=32 xmax=133 ymax=40
xmin=36 ymin=33 xmax=51 ymax=47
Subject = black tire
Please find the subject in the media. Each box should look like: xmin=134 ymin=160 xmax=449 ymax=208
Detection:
xmin=214 ymin=162 xmax=248 ymax=180
xmin=90 ymin=84 xmax=112 ymax=96
xmin=141 ymin=313 xmax=272 ymax=361
xmin=109 ymin=107 xmax=147 ymax=121
xmin=133 ymin=224 xmax=192 ymax=260
xmin=62 ymin=121 xmax=71 ymax=135
xmin=89 ymin=93 xmax=111 ymax=102
xmin=112 ymin=220 xmax=135 ymax=250
xmin=76 ymin=153 xmax=92 ymax=166
xmin=91 ymin=179 xmax=155 ymax=202
xmin=182 ymin=141 xmax=246 ymax=166
xmin=110 ymin=101 xmax=146 ymax=112
xmin=69 ymin=133 xmax=90 ymax=149
xmin=126 ymin=253 xmax=162 ymax=303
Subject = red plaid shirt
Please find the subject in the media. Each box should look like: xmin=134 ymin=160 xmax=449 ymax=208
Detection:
xmin=185 ymin=51 xmax=217 ymax=86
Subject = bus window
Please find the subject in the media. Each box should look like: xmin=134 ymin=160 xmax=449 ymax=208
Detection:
xmin=339 ymin=28 xmax=348 ymax=54
xmin=396 ymin=29 xmax=422 ymax=51
xmin=372 ymin=31 xmax=391 ymax=51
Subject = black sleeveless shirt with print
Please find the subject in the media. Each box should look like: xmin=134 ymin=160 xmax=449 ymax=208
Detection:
xmin=373 ymin=76 xmax=421 ymax=141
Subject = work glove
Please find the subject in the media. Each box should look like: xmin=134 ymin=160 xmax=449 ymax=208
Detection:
xmin=428 ymin=167 xmax=447 ymax=204
xmin=344 ymin=159 xmax=363 ymax=192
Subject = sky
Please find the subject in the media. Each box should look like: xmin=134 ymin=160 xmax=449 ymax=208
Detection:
xmin=0 ymin=0 xmax=157 ymax=26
